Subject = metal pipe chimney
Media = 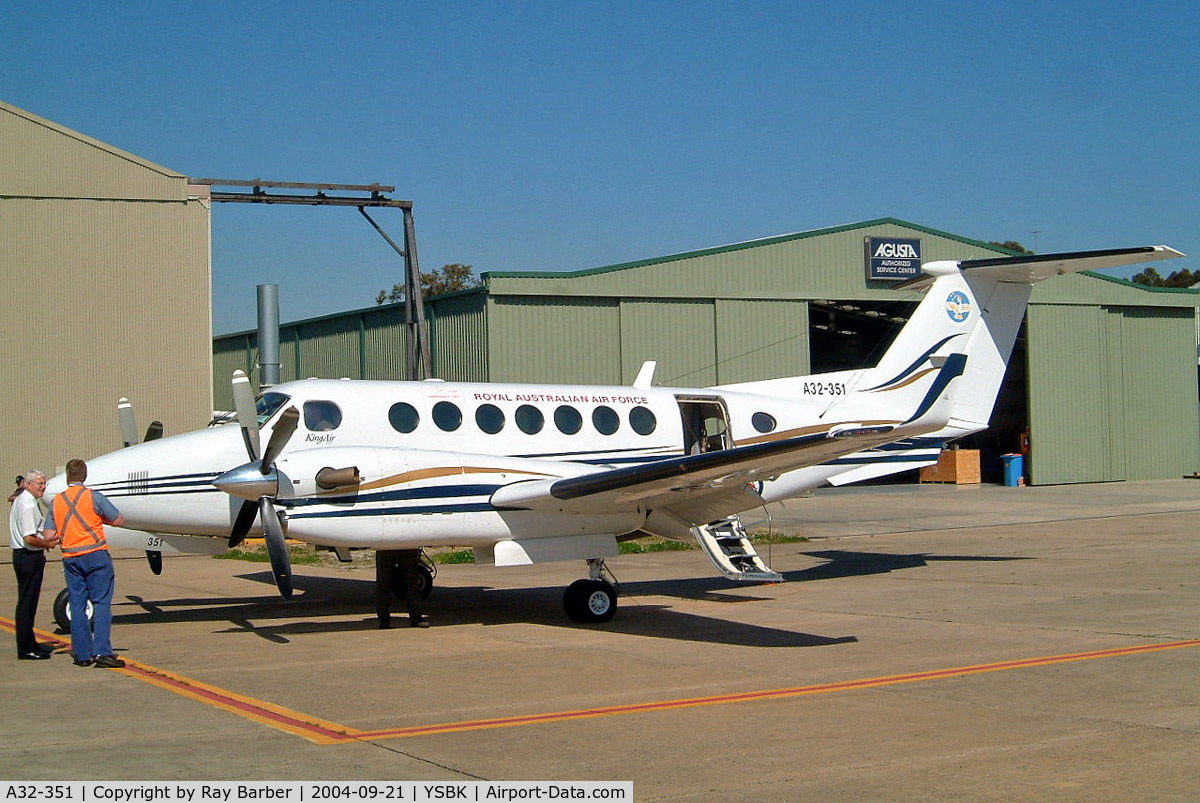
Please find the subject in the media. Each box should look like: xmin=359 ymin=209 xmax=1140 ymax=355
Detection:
xmin=257 ymin=284 xmax=281 ymax=389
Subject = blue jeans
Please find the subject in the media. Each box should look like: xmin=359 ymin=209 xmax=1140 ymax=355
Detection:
xmin=63 ymin=549 xmax=115 ymax=660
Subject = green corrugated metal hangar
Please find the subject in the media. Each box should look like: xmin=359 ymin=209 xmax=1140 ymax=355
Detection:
xmin=214 ymin=218 xmax=1200 ymax=486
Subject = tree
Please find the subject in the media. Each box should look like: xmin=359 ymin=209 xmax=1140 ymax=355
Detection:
xmin=1130 ymin=266 xmax=1199 ymax=288
xmin=988 ymin=240 xmax=1033 ymax=254
xmin=376 ymin=263 xmax=480 ymax=304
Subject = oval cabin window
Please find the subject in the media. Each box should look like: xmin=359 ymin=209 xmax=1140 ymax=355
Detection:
xmin=629 ymin=406 xmax=657 ymax=435
xmin=554 ymin=405 xmax=582 ymax=435
xmin=388 ymin=402 xmax=420 ymax=433
xmin=752 ymin=412 xmax=777 ymax=433
xmin=592 ymin=406 xmax=620 ymax=435
xmin=516 ymin=404 xmax=544 ymax=434
xmin=475 ymin=404 xmax=505 ymax=434
xmin=432 ymin=401 xmax=463 ymax=432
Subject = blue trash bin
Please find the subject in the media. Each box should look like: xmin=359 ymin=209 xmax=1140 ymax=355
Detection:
xmin=1001 ymin=454 xmax=1024 ymax=487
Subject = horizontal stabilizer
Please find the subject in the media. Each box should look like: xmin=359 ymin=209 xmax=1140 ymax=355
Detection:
xmin=895 ymin=246 xmax=1185 ymax=291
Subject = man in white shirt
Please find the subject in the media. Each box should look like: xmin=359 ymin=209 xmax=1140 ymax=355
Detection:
xmin=9 ymin=470 xmax=59 ymax=659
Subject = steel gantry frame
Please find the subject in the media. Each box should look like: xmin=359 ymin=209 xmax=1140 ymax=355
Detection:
xmin=191 ymin=178 xmax=431 ymax=381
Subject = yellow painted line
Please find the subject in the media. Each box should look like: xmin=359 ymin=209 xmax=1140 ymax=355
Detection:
xmin=351 ymin=639 xmax=1200 ymax=741
xmin=5 ymin=615 xmax=1196 ymax=744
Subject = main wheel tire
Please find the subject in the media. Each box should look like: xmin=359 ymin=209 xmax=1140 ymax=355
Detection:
xmin=388 ymin=564 xmax=434 ymax=600
xmin=563 ymin=579 xmax=617 ymax=623
xmin=52 ymin=588 xmax=94 ymax=633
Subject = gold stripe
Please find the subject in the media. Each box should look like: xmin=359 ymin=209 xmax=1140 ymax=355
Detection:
xmin=355 ymin=465 xmax=554 ymax=492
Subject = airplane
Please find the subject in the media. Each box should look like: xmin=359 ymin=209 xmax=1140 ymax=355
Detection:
xmin=44 ymin=245 xmax=1183 ymax=625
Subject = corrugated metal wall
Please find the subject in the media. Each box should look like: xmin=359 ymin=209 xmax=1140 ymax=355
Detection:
xmin=1028 ymin=304 xmax=1199 ymax=484
xmin=431 ymin=292 xmax=487 ymax=382
xmin=488 ymin=296 xmax=621 ymax=383
xmin=2 ymin=102 xmax=212 ymax=475
xmin=213 ymin=293 xmax=488 ymax=404
xmin=715 ymin=299 xmax=810 ymax=384
xmin=620 ymin=299 xmax=716 ymax=386
xmin=1 ymin=102 xmax=184 ymax=200
xmin=484 ymin=220 xmax=1004 ymax=303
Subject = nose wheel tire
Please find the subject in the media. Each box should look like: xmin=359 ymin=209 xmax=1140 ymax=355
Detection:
xmin=52 ymin=587 xmax=94 ymax=633
xmin=563 ymin=578 xmax=617 ymax=623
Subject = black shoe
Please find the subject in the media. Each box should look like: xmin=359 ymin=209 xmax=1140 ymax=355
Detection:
xmin=18 ymin=650 xmax=51 ymax=660
xmin=93 ymin=654 xmax=125 ymax=669
xmin=73 ymin=658 xmax=94 ymax=667
xmin=36 ymin=643 xmax=56 ymax=655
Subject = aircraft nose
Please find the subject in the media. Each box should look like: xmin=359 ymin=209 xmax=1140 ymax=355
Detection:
xmin=45 ymin=474 xmax=66 ymax=498
xmin=213 ymin=463 xmax=280 ymax=501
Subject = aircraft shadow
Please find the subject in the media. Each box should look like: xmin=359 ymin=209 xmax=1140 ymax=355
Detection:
xmin=113 ymin=571 xmax=854 ymax=649
xmin=111 ymin=549 xmax=1026 ymax=648
xmin=785 ymin=549 xmax=1032 ymax=583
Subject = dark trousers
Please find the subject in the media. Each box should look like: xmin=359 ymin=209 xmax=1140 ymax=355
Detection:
xmin=12 ymin=548 xmax=46 ymax=654
xmin=375 ymin=549 xmax=424 ymax=626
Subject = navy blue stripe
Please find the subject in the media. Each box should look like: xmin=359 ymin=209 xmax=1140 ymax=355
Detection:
xmin=99 ymin=484 xmax=223 ymax=496
xmin=512 ymin=446 xmax=675 ymax=460
xmin=903 ymin=353 xmax=967 ymax=423
xmin=863 ymin=334 xmax=965 ymax=391
xmin=289 ymin=502 xmax=494 ymax=520
xmin=92 ymin=471 xmax=219 ymax=488
xmin=284 ymin=484 xmax=501 ymax=508
xmin=826 ymin=454 xmax=941 ymax=466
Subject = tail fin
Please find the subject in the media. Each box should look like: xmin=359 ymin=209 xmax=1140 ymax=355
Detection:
xmin=721 ymin=246 xmax=1183 ymax=436
xmin=866 ymin=246 xmax=1184 ymax=433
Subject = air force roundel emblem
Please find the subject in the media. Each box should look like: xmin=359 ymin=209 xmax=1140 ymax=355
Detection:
xmin=945 ymin=291 xmax=971 ymax=323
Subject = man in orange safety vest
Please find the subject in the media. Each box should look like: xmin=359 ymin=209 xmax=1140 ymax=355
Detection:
xmin=43 ymin=458 xmax=126 ymax=668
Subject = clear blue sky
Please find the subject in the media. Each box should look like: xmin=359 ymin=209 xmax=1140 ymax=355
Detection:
xmin=5 ymin=1 xmax=1197 ymax=333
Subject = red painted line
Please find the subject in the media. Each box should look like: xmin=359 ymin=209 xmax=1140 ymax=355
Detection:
xmin=123 ymin=662 xmax=352 ymax=741
xmin=5 ymin=614 xmax=1196 ymax=745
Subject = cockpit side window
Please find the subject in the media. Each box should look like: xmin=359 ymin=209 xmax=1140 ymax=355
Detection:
xmin=303 ymin=400 xmax=343 ymax=432
xmin=255 ymin=392 xmax=291 ymax=427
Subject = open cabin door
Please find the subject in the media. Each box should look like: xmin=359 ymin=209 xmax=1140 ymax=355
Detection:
xmin=674 ymin=395 xmax=732 ymax=455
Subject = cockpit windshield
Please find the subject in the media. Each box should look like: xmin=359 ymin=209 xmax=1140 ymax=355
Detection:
xmin=255 ymin=392 xmax=291 ymax=427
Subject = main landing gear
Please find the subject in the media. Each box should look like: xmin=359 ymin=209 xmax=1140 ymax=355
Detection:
xmin=563 ymin=558 xmax=618 ymax=624
xmin=53 ymin=588 xmax=93 ymax=633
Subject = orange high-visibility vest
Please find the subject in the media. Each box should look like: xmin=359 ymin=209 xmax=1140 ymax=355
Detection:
xmin=55 ymin=485 xmax=109 ymax=559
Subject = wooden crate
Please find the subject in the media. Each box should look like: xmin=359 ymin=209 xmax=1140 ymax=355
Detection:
xmin=919 ymin=449 xmax=981 ymax=484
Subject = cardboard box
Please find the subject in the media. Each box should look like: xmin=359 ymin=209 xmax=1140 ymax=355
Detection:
xmin=919 ymin=449 xmax=981 ymax=484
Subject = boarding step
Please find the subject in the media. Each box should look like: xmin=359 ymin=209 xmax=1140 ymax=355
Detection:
xmin=692 ymin=517 xmax=783 ymax=583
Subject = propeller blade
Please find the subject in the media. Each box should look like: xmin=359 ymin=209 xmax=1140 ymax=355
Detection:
xmin=229 ymin=500 xmax=258 ymax=548
xmin=260 ymin=406 xmax=299 ymax=473
xmin=232 ymin=369 xmax=260 ymax=462
xmin=118 ymin=398 xmax=139 ymax=448
xmin=144 ymin=421 xmax=164 ymax=442
xmin=259 ymin=498 xmax=293 ymax=600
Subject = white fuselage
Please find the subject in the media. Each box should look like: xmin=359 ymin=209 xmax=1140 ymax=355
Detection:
xmin=51 ymin=376 xmax=955 ymax=551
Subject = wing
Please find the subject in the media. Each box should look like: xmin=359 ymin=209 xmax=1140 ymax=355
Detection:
xmin=491 ymin=352 xmax=967 ymax=525
xmin=493 ymin=420 xmax=907 ymax=524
